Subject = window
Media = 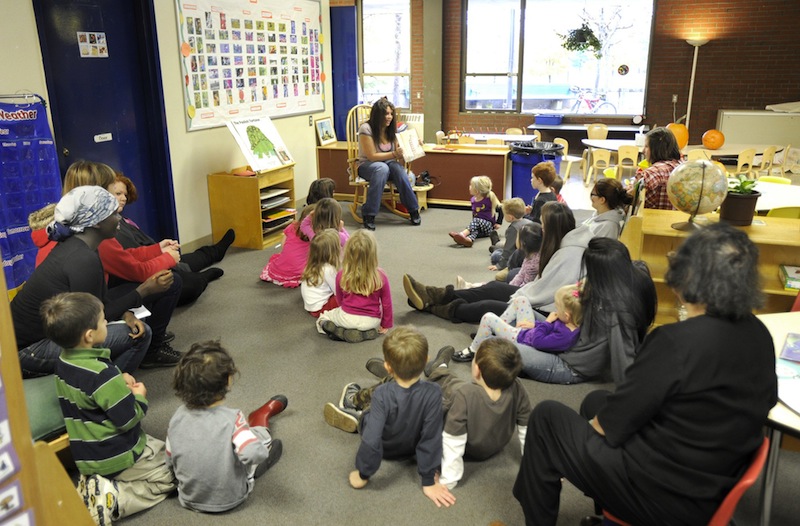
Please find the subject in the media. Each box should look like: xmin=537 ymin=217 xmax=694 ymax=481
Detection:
xmin=464 ymin=0 xmax=655 ymax=116
xmin=360 ymin=0 xmax=411 ymax=108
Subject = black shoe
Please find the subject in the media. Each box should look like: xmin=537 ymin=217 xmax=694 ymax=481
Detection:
xmin=342 ymin=328 xmax=379 ymax=344
xmin=490 ymin=230 xmax=500 ymax=246
xmin=363 ymin=215 xmax=376 ymax=231
xmin=424 ymin=346 xmax=455 ymax=377
xmin=254 ymin=439 xmax=283 ymax=479
xmin=409 ymin=209 xmax=421 ymax=226
xmin=200 ymin=267 xmax=224 ymax=282
xmin=365 ymin=357 xmax=389 ymax=379
xmin=163 ymin=331 xmax=175 ymax=344
xmin=139 ymin=342 xmax=183 ymax=369
xmin=212 ymin=229 xmax=236 ymax=262
xmin=321 ymin=320 xmax=345 ymax=341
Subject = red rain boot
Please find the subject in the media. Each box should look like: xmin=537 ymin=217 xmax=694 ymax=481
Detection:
xmin=248 ymin=394 xmax=288 ymax=428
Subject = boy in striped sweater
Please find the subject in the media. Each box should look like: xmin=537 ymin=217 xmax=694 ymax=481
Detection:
xmin=43 ymin=292 xmax=175 ymax=525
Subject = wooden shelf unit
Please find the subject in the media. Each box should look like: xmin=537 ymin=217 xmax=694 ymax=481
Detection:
xmin=620 ymin=209 xmax=800 ymax=326
xmin=208 ymin=163 xmax=296 ymax=250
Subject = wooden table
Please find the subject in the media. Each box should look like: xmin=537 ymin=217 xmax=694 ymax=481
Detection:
xmin=757 ymin=311 xmax=800 ymax=526
xmin=316 ymin=142 xmax=508 ymax=207
xmin=683 ymin=143 xmax=781 ymax=157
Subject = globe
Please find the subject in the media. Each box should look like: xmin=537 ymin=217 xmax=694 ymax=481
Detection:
xmin=667 ymin=160 xmax=728 ymax=229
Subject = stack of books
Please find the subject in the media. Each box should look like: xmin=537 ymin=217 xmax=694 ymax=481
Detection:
xmin=779 ymin=264 xmax=800 ymax=291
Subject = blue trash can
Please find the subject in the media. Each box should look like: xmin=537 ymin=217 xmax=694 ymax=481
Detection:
xmin=510 ymin=141 xmax=563 ymax=205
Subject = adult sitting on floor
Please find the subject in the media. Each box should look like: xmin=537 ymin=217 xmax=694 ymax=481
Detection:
xmin=405 ymin=202 xmax=590 ymax=324
xmin=514 ymin=237 xmax=655 ymax=384
xmin=513 ymin=222 xmax=777 ymax=525
xmin=108 ymin=173 xmax=234 ymax=305
xmin=11 ymin=186 xmax=179 ymax=377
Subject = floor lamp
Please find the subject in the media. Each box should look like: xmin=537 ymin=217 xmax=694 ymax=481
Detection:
xmin=685 ymin=38 xmax=709 ymax=131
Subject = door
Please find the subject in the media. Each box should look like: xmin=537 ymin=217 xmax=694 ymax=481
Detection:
xmin=32 ymin=0 xmax=177 ymax=240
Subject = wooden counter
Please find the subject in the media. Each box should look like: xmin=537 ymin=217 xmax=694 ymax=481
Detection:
xmin=620 ymin=208 xmax=800 ymax=326
xmin=317 ymin=142 xmax=509 ymax=207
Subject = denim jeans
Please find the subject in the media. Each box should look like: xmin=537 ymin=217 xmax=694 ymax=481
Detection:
xmin=18 ymin=322 xmax=152 ymax=378
xmin=357 ymin=160 xmax=419 ymax=217
xmin=516 ymin=344 xmax=586 ymax=384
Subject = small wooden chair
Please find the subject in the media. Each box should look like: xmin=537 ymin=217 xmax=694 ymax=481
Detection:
xmin=505 ymin=127 xmax=524 ymax=135
xmin=487 ymin=138 xmax=505 ymax=145
xmin=586 ymin=149 xmax=613 ymax=186
xmin=766 ymin=206 xmax=800 ymax=218
xmin=458 ymin=135 xmax=477 ymax=144
xmin=581 ymin=123 xmax=609 ymax=180
xmin=345 ymin=104 xmax=409 ymax=223
xmin=553 ymin=137 xmax=582 ymax=178
xmin=770 ymin=144 xmax=792 ymax=176
xmin=615 ymin=145 xmax=640 ymax=180
xmin=752 ymin=145 xmax=777 ymax=177
xmin=686 ymin=149 xmax=712 ymax=161
xmin=726 ymin=148 xmax=756 ymax=179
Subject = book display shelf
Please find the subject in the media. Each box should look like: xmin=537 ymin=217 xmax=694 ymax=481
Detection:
xmin=208 ymin=163 xmax=296 ymax=250
xmin=620 ymin=209 xmax=800 ymax=326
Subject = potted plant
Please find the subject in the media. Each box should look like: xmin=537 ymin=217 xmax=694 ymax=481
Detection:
xmin=559 ymin=23 xmax=603 ymax=59
xmin=718 ymin=175 xmax=761 ymax=226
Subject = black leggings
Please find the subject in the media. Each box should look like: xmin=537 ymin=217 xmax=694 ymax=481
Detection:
xmin=452 ymin=281 xmax=519 ymax=323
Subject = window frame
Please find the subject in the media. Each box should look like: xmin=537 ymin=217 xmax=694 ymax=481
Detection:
xmin=460 ymin=0 xmax=655 ymax=116
xmin=358 ymin=0 xmax=412 ymax=110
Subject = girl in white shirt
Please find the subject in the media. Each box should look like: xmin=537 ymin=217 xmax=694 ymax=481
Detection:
xmin=300 ymin=229 xmax=341 ymax=317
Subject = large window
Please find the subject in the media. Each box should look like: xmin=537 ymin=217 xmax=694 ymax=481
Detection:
xmin=360 ymin=0 xmax=411 ymax=108
xmin=464 ymin=0 xmax=654 ymax=115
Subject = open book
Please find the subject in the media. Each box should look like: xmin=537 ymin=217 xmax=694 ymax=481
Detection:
xmin=397 ymin=128 xmax=425 ymax=163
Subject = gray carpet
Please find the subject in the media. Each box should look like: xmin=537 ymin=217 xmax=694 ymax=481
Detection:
xmin=102 ymin=206 xmax=798 ymax=526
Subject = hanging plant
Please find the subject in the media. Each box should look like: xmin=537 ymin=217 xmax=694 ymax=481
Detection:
xmin=559 ymin=23 xmax=602 ymax=59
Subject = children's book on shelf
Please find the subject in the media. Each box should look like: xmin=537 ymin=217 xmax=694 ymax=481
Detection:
xmin=396 ymin=128 xmax=425 ymax=163
xmin=779 ymin=264 xmax=800 ymax=291
xmin=226 ymin=115 xmax=293 ymax=173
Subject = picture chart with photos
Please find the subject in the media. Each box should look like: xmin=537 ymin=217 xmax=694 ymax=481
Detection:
xmin=175 ymin=0 xmax=324 ymax=130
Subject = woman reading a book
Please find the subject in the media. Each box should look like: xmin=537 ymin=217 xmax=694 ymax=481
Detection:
xmin=513 ymin=222 xmax=777 ymax=525
xmin=357 ymin=97 xmax=421 ymax=231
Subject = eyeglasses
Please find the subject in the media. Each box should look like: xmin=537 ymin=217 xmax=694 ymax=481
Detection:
xmin=590 ymin=193 xmax=599 ymax=198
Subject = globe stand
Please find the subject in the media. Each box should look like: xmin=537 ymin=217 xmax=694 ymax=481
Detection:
xmin=670 ymin=162 xmax=713 ymax=232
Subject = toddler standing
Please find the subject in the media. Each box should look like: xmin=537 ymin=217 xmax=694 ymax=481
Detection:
xmin=449 ymin=175 xmax=501 ymax=248
xmin=301 ymin=228 xmax=341 ymax=317
xmin=454 ymin=283 xmax=582 ymax=362
xmin=317 ymin=229 xmax=392 ymax=343
xmin=166 ymin=341 xmax=287 ymax=512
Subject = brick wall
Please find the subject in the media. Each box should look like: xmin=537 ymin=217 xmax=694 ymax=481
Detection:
xmin=436 ymin=0 xmax=800 ymax=142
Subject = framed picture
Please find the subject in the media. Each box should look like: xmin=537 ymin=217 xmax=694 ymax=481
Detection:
xmin=315 ymin=117 xmax=336 ymax=146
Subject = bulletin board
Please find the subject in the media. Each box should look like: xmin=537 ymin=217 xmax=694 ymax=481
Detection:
xmin=175 ymin=0 xmax=325 ymax=131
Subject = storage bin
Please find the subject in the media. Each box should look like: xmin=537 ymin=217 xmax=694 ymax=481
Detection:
xmin=509 ymin=141 xmax=563 ymax=204
xmin=534 ymin=114 xmax=564 ymax=125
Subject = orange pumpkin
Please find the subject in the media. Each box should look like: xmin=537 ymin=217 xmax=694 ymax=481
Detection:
xmin=702 ymin=129 xmax=725 ymax=150
xmin=666 ymin=123 xmax=689 ymax=149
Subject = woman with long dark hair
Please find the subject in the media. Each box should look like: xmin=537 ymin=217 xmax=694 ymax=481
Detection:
xmin=356 ymin=98 xmax=421 ymax=230
xmin=584 ymin=178 xmax=631 ymax=239
xmin=628 ymin=126 xmax=682 ymax=210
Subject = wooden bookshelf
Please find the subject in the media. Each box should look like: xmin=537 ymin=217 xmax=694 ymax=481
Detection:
xmin=620 ymin=208 xmax=800 ymax=326
xmin=208 ymin=163 xmax=296 ymax=250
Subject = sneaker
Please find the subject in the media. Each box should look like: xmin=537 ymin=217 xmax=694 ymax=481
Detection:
xmin=342 ymin=328 xmax=379 ymax=343
xmin=254 ymin=439 xmax=283 ymax=479
xmin=424 ymin=346 xmax=455 ymax=377
xmin=323 ymin=402 xmax=360 ymax=433
xmin=321 ymin=320 xmax=345 ymax=341
xmin=139 ymin=342 xmax=182 ymax=369
xmin=452 ymin=347 xmax=476 ymax=363
xmin=338 ymin=382 xmax=361 ymax=411
xmin=409 ymin=209 xmax=421 ymax=226
xmin=81 ymin=474 xmax=119 ymax=525
xmin=362 ymin=215 xmax=376 ymax=231
xmin=365 ymin=357 xmax=389 ymax=379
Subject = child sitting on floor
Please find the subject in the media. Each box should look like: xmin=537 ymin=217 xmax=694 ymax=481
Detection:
xmin=505 ymin=223 xmax=543 ymax=286
xmin=322 ymin=326 xmax=456 ymax=508
xmin=259 ymin=181 xmax=336 ymax=287
xmin=454 ymin=283 xmax=582 ymax=362
xmin=166 ymin=340 xmax=287 ymax=513
xmin=301 ymin=229 xmax=341 ymax=317
xmin=317 ymin=229 xmax=392 ymax=343
xmin=489 ymin=198 xmax=534 ymax=272
xmin=523 ymin=161 xmax=558 ymax=223
xmin=42 ymin=292 xmax=176 ymax=524
xmin=299 ymin=197 xmax=350 ymax=246
xmin=448 ymin=175 xmax=501 ymax=248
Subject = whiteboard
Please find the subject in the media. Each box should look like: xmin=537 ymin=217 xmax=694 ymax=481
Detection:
xmin=716 ymin=110 xmax=800 ymax=145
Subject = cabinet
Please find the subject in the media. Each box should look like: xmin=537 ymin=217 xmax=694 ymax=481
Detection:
xmin=208 ymin=164 xmax=296 ymax=250
xmin=620 ymin=209 xmax=800 ymax=326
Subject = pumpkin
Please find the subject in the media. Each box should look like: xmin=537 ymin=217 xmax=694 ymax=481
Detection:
xmin=702 ymin=129 xmax=725 ymax=150
xmin=666 ymin=123 xmax=689 ymax=149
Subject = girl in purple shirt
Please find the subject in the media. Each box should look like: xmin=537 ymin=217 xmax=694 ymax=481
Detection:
xmin=460 ymin=283 xmax=582 ymax=360
xmin=449 ymin=175 xmax=501 ymax=247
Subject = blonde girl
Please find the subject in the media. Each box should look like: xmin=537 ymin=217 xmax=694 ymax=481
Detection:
xmin=316 ymin=230 xmax=392 ymax=343
xmin=300 ymin=197 xmax=350 ymax=247
xmin=449 ymin=175 xmax=501 ymax=247
xmin=457 ymin=283 xmax=583 ymax=362
xmin=301 ymin=229 xmax=341 ymax=317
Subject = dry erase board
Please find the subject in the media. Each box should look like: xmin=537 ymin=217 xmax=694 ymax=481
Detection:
xmin=716 ymin=110 xmax=800 ymax=146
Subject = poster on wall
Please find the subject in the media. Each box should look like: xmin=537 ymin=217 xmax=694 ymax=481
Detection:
xmin=175 ymin=0 xmax=325 ymax=131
